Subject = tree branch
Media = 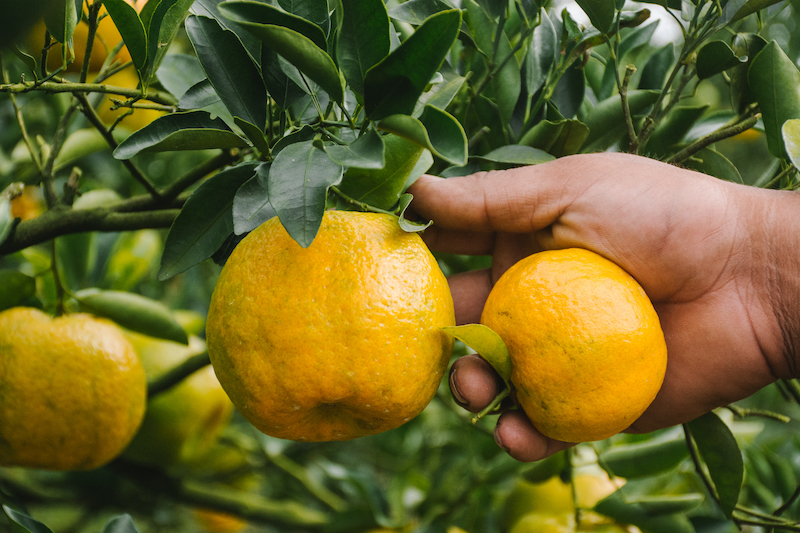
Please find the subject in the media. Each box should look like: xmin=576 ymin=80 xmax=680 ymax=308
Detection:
xmin=0 ymin=80 xmax=177 ymax=106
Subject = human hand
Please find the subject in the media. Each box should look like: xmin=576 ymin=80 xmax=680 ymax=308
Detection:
xmin=408 ymin=152 xmax=799 ymax=462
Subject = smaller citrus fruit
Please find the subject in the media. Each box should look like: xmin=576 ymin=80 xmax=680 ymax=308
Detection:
xmin=481 ymin=249 xmax=667 ymax=443
xmin=193 ymin=508 xmax=248 ymax=533
xmin=93 ymin=68 xmax=166 ymax=132
xmin=10 ymin=186 xmax=45 ymax=221
xmin=121 ymin=332 xmax=234 ymax=468
xmin=206 ymin=211 xmax=455 ymax=442
xmin=0 ymin=307 xmax=146 ymax=470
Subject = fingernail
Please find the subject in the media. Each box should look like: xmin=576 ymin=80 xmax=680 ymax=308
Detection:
xmin=449 ymin=367 xmax=467 ymax=407
xmin=494 ymin=423 xmax=510 ymax=453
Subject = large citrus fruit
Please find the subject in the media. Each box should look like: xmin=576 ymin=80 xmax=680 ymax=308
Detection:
xmin=121 ymin=332 xmax=234 ymax=468
xmin=0 ymin=307 xmax=146 ymax=470
xmin=481 ymin=249 xmax=667 ymax=443
xmin=206 ymin=211 xmax=455 ymax=442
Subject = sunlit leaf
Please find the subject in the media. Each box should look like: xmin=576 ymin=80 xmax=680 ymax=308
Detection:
xmin=518 ymin=118 xmax=589 ymax=157
xmin=378 ymin=106 xmax=467 ymax=166
xmin=145 ymin=0 xmax=196 ymax=82
xmin=397 ymin=194 xmax=431 ymax=232
xmin=104 ymin=0 xmax=148 ymax=73
xmin=474 ymin=145 xmax=555 ymax=166
xmin=441 ymin=324 xmax=512 ymax=386
xmin=783 ymin=119 xmax=800 ymax=171
xmin=601 ymin=429 xmax=690 ymax=478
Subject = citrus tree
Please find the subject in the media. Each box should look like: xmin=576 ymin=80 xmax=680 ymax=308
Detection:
xmin=2 ymin=0 xmax=800 ymax=532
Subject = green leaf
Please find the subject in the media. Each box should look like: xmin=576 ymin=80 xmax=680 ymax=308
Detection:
xmin=338 ymin=134 xmax=424 ymax=210
xmin=190 ymin=0 xmax=264 ymax=62
xmin=104 ymin=0 xmax=148 ymax=73
xmin=74 ymin=289 xmax=188 ymax=345
xmin=639 ymin=43 xmax=676 ymax=90
xmin=325 ymin=130 xmax=385 ymax=169
xmin=0 ymin=270 xmax=36 ymax=312
xmin=269 ymin=141 xmax=344 ymax=247
xmin=218 ymin=1 xmax=327 ymax=50
xmin=623 ymin=494 xmax=705 ymax=516
xmin=261 ymin=45 xmax=306 ymax=110
xmin=575 ymin=0 xmax=616 ymax=33
xmin=396 ymin=194 xmax=431 ymax=233
xmin=441 ymin=324 xmax=512 ymax=386
xmin=684 ymin=147 xmax=743 ymax=183
xmin=179 ymin=79 xmax=220 ymax=108
xmin=0 ymin=197 xmax=15 ymax=247
xmin=103 ymin=230 xmax=162 ymax=291
xmin=749 ymin=41 xmax=800 ymax=159
xmin=696 ymin=40 xmax=746 ymax=79
xmin=413 ymin=65 xmax=467 ymax=116
xmin=520 ymin=450 xmax=568 ymax=483
xmin=186 ymin=15 xmax=268 ymax=131
xmin=602 ymin=431 xmax=690 ymax=478
xmin=378 ymin=106 xmax=467 ymax=166
xmin=685 ymin=411 xmax=744 ymax=518
xmin=156 ymin=54 xmax=208 ymax=100
xmin=233 ymin=163 xmax=275 ymax=235
xmin=474 ymin=145 xmax=555 ymax=166
xmin=277 ymin=0 xmax=330 ymax=35
xmin=113 ymin=111 xmax=247 ymax=159
xmin=644 ymin=105 xmax=709 ymax=158
xmin=526 ymin=9 xmax=557 ymax=98
xmin=145 ymin=0 xmax=196 ymax=82
xmin=364 ymin=9 xmax=462 ymax=120
xmin=336 ymin=0 xmax=390 ymax=96
xmin=594 ymin=491 xmax=695 ymax=533
xmin=158 ymin=161 xmax=258 ymax=280
xmin=582 ymin=90 xmax=660 ymax=151
xmin=730 ymin=33 xmax=768 ymax=114
xmin=3 ymin=506 xmax=54 ymax=533
xmin=101 ymin=514 xmax=141 ymax=533
xmin=220 ymin=6 xmax=344 ymax=102
xmin=388 ymin=0 xmax=456 ymax=25
xmin=725 ymin=0 xmax=787 ymax=25
xmin=43 ymin=0 xmax=79 ymax=45
xmin=783 ymin=119 xmax=800 ymax=171
xmin=518 ymin=119 xmax=590 ymax=157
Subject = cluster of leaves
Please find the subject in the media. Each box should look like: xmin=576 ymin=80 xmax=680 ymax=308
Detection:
xmin=2 ymin=0 xmax=800 ymax=531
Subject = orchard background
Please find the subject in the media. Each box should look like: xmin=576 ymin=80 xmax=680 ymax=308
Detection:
xmin=2 ymin=0 xmax=800 ymax=531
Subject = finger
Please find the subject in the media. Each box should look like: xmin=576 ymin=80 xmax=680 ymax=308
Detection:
xmin=449 ymin=354 xmax=502 ymax=413
xmin=448 ymin=269 xmax=493 ymax=325
xmin=494 ymin=410 xmax=574 ymax=462
xmin=418 ymin=226 xmax=496 ymax=256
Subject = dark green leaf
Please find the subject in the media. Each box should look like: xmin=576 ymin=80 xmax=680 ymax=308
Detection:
xmin=43 ymin=0 xmax=79 ymax=45
xmin=725 ymin=0 xmax=786 ymax=25
xmin=146 ymin=0 xmax=196 ymax=82
xmin=414 ymin=65 xmax=467 ymax=116
xmin=104 ymin=0 xmax=148 ymax=73
xmin=474 ymin=145 xmax=555 ymax=166
xmin=783 ymin=119 xmax=800 ymax=171
xmin=220 ymin=7 xmax=344 ymax=102
xmin=441 ymin=324 xmax=512 ymax=386
xmin=186 ymin=15 xmax=268 ymax=131
xmin=696 ymin=40 xmax=746 ymax=79
xmin=233 ymin=163 xmax=275 ymax=235
xmin=325 ymin=129 xmax=385 ymax=168
xmin=526 ymin=9 xmax=557 ymax=98
xmin=520 ymin=451 xmax=568 ymax=483
xmin=0 ymin=270 xmax=36 ymax=312
xmin=101 ymin=514 xmax=141 ymax=533
xmin=518 ymin=119 xmax=589 ymax=157
xmin=388 ymin=0 xmax=456 ymax=25
xmin=364 ymin=9 xmax=462 ymax=120
xmin=74 ymin=289 xmax=188 ymax=344
xmin=273 ymin=124 xmax=317 ymax=154
xmin=594 ymin=491 xmax=695 ymax=533
xmin=378 ymin=106 xmax=468 ymax=166
xmin=269 ymin=141 xmax=344 ymax=247
xmin=56 ymin=233 xmax=95 ymax=290
xmin=113 ymin=111 xmax=247 ymax=159
xmin=179 ymin=78 xmax=220 ymax=108
xmin=639 ymin=43 xmax=676 ymax=90
xmin=551 ymin=64 xmax=585 ymax=119
xmin=602 ymin=431 xmax=690 ymax=478
xmin=575 ymin=0 xmax=616 ymax=33
xmin=644 ymin=105 xmax=709 ymax=158
xmin=157 ymin=54 xmax=208 ymax=100
xmin=278 ymin=0 xmax=330 ymax=35
xmin=337 ymin=0 xmax=390 ymax=95
xmin=582 ymin=90 xmax=660 ymax=151
xmin=158 ymin=161 xmax=258 ymax=280
xmin=685 ymin=411 xmax=744 ymax=518
xmin=190 ymin=0 xmax=264 ymax=62
xmin=619 ymin=20 xmax=659 ymax=59
xmin=685 ymin=147 xmax=744 ymax=183
xmin=218 ymin=1 xmax=327 ymax=50
xmin=3 ymin=506 xmax=54 ymax=533
xmin=338 ymin=134 xmax=425 ymax=210
xmin=748 ymin=41 xmax=800 ymax=159
xmin=261 ymin=45 xmax=306 ymax=110
xmin=235 ymin=118 xmax=271 ymax=155
xmin=730 ymin=33 xmax=768 ymax=114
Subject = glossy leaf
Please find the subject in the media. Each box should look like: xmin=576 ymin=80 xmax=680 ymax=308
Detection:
xmin=261 ymin=45 xmax=306 ymax=110
xmin=179 ymin=78 xmax=220 ymax=108
xmin=159 ymin=161 xmax=258 ymax=280
xmin=388 ymin=0 xmax=456 ymax=25
xmin=104 ymin=0 xmax=148 ymax=72
xmin=526 ymin=9 xmax=557 ymax=98
xmin=639 ymin=43 xmax=676 ymax=90
xmin=325 ymin=129 xmax=385 ymax=169
xmin=696 ymin=40 xmax=745 ymax=79
xmin=397 ymin=193 xmax=431 ymax=232
xmin=602 ymin=430 xmax=690 ymax=478
xmin=364 ymin=9 xmax=462 ymax=120
xmin=235 ymin=118 xmax=270 ymax=155
xmin=113 ymin=111 xmax=247 ymax=159
xmin=233 ymin=163 xmax=275 ymax=235
xmin=686 ymin=147 xmax=743 ymax=183
xmin=269 ymin=141 xmax=344 ymax=247
xmin=190 ymin=0 xmax=263 ymax=62
xmin=441 ymin=324 xmax=512 ymax=386
xmin=474 ymin=145 xmax=555 ymax=166
xmin=725 ymin=0 xmax=786 ymax=25
xmin=146 ymin=0 xmax=196 ymax=82
xmin=518 ymin=119 xmax=590 ymax=157
xmin=783 ymin=119 xmax=800 ymax=171
xmin=220 ymin=6 xmax=344 ymax=102
xmin=583 ymin=90 xmax=660 ymax=151
xmin=218 ymin=1 xmax=327 ymax=50
xmin=378 ymin=106 xmax=467 ymax=166
xmin=277 ymin=0 xmax=330 ymax=35
xmin=749 ymin=41 xmax=800 ymax=159
xmin=685 ymin=411 xmax=744 ymax=518
xmin=624 ymin=494 xmax=704 ymax=516
xmin=186 ymin=15 xmax=267 ymax=131
xmin=575 ymin=0 xmax=615 ymax=33
xmin=43 ymin=0 xmax=79 ymax=45
xmin=101 ymin=514 xmax=141 ymax=533
xmin=74 ymin=289 xmax=188 ymax=344
xmin=594 ymin=491 xmax=695 ymax=533
xmin=3 ymin=506 xmax=54 ymax=533
xmin=730 ymin=33 xmax=768 ymax=114
xmin=157 ymin=54 xmax=208 ymax=100
xmin=339 ymin=134 xmax=424 ymax=210
xmin=414 ymin=65 xmax=467 ymax=116
xmin=0 ymin=270 xmax=36 ymax=312
xmin=336 ymin=0 xmax=390 ymax=96
xmin=644 ymin=105 xmax=709 ymax=158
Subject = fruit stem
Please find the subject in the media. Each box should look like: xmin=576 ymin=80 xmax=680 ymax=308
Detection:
xmin=471 ymin=387 xmax=510 ymax=423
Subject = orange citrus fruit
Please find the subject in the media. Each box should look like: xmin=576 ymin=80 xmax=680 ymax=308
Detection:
xmin=206 ymin=211 xmax=455 ymax=442
xmin=0 ymin=307 xmax=146 ymax=470
xmin=481 ymin=249 xmax=667 ymax=443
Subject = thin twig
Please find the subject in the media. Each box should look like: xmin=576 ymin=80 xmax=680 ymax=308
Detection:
xmin=0 ymin=80 xmax=177 ymax=106
xmin=147 ymin=351 xmax=211 ymax=397
xmin=667 ymin=114 xmax=760 ymax=165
